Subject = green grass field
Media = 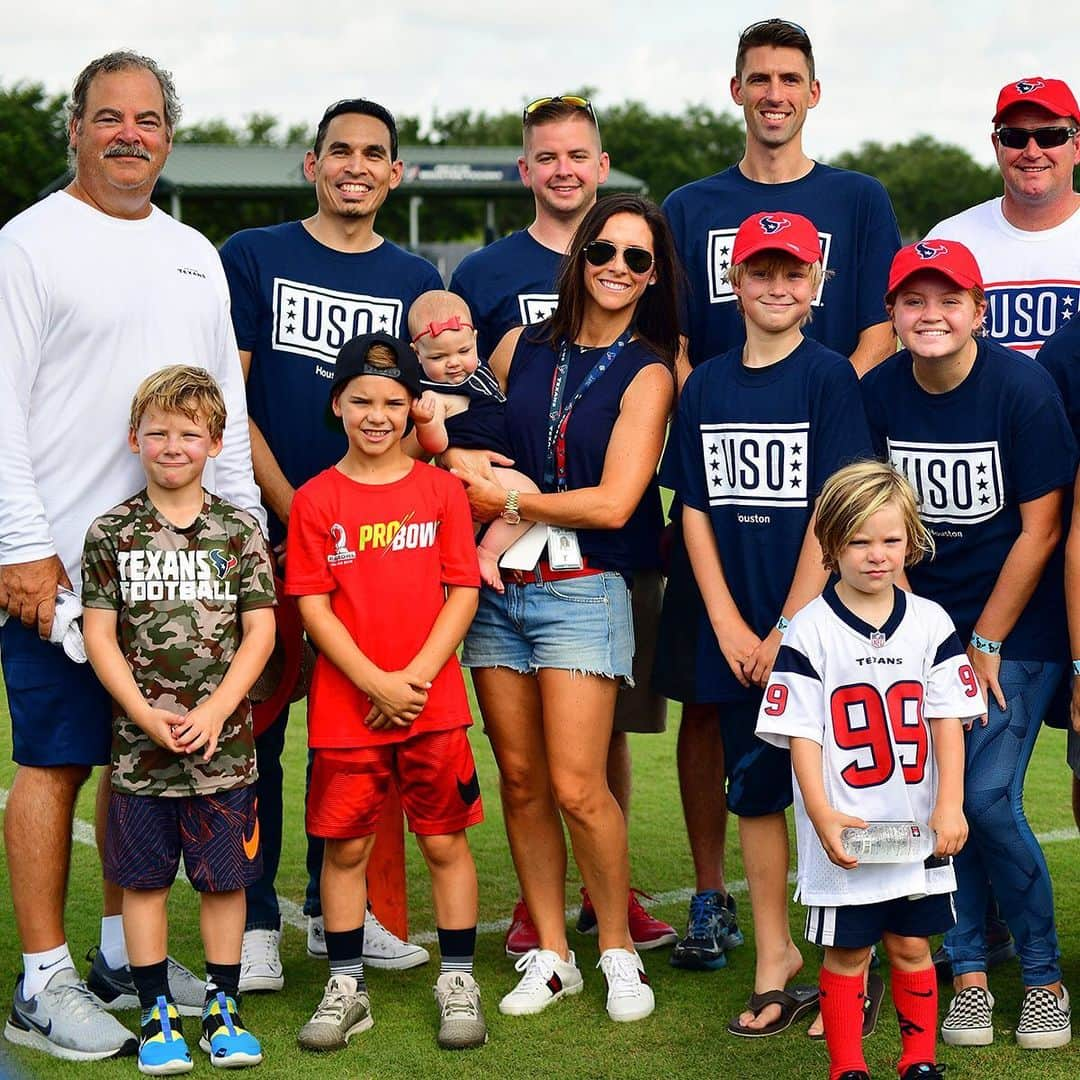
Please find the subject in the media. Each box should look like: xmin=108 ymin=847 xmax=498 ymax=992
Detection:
xmin=1 ymin=678 xmax=1079 ymax=1079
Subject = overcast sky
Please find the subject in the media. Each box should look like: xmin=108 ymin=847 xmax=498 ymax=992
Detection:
xmin=5 ymin=1 xmax=1080 ymax=168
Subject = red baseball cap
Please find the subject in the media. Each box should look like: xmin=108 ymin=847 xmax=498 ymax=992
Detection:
xmin=731 ymin=211 xmax=823 ymax=266
xmin=993 ymin=77 xmax=1080 ymax=125
xmin=886 ymin=239 xmax=984 ymax=298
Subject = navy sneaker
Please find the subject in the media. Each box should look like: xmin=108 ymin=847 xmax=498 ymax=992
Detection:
xmin=669 ymin=890 xmax=741 ymax=971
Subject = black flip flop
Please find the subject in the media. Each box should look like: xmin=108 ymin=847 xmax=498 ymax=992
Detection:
xmin=808 ymin=972 xmax=885 ymax=1040
xmin=728 ymin=984 xmax=819 ymax=1037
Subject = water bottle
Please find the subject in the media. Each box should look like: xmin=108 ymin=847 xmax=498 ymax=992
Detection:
xmin=840 ymin=821 xmax=935 ymax=863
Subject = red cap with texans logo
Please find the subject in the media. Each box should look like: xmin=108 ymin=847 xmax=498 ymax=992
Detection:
xmin=731 ymin=211 xmax=823 ymax=266
xmin=993 ymin=77 xmax=1080 ymax=125
xmin=886 ymin=239 xmax=984 ymax=299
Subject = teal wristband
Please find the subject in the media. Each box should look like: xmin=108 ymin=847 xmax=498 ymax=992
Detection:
xmin=970 ymin=632 xmax=1002 ymax=655
xmin=1072 ymin=660 xmax=1080 ymax=677
xmin=776 ymin=615 xmax=790 ymax=634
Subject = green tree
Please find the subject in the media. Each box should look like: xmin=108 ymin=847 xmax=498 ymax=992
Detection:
xmin=0 ymin=81 xmax=69 ymax=224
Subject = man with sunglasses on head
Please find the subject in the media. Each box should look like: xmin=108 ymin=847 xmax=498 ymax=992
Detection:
xmin=220 ymin=97 xmax=442 ymax=994
xmin=930 ymin=77 xmax=1080 ymax=356
xmin=449 ymin=95 xmax=678 ymax=961
xmin=654 ymin=17 xmax=900 ymax=998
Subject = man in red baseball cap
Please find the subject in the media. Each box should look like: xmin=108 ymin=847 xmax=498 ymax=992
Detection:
xmin=929 ymin=75 xmax=1080 ymax=356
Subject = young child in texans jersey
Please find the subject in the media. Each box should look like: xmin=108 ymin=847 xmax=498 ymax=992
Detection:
xmin=758 ymin=462 xmax=982 ymax=1080
xmin=286 ymin=332 xmax=487 ymax=1053
xmin=407 ymin=290 xmax=539 ymax=593
xmin=659 ymin=211 xmax=873 ymax=1037
xmin=82 ymin=366 xmax=277 ymax=1075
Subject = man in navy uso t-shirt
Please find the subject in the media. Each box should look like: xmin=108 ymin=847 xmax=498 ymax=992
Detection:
xmin=221 ymin=98 xmax=439 ymax=985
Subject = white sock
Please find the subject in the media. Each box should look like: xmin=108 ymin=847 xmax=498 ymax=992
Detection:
xmin=22 ymin=944 xmax=75 ymax=999
xmin=100 ymin=915 xmax=128 ymax=970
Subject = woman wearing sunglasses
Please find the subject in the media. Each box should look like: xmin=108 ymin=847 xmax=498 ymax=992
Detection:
xmin=453 ymin=193 xmax=678 ymax=1023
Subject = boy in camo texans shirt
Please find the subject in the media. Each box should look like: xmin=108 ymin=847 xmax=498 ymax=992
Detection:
xmin=82 ymin=366 xmax=276 ymax=1076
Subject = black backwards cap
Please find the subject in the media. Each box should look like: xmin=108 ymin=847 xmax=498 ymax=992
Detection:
xmin=328 ymin=332 xmax=423 ymax=402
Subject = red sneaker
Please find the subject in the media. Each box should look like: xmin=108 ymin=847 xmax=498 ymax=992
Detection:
xmin=504 ymin=898 xmax=540 ymax=957
xmin=576 ymin=888 xmax=678 ymax=950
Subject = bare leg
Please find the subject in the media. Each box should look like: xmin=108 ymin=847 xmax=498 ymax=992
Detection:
xmin=123 ymin=887 xmax=170 ymax=966
xmin=5 ymin=763 xmax=90 ymax=952
xmin=477 ymin=468 xmax=543 ymax=594
xmin=95 ymin=767 xmax=123 ymax=917
xmin=540 ymin=669 xmax=631 ymax=954
xmin=201 ymin=890 xmax=246 ymax=966
xmin=417 ymin=833 xmax=478 ymax=930
xmin=474 ymin=667 xmax=569 ymax=958
xmin=677 ymin=704 xmax=728 ymax=893
xmin=1073 ymin=776 xmax=1080 ymax=834
xmin=607 ymin=731 xmax=632 ymax=820
xmin=321 ymin=836 xmax=375 ymax=933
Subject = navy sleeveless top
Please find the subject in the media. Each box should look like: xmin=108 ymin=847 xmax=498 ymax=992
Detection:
xmin=423 ymin=366 xmax=513 ymax=458
xmin=504 ymin=327 xmax=669 ymax=574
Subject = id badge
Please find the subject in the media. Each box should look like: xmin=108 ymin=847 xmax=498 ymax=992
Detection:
xmin=546 ymin=526 xmax=583 ymax=570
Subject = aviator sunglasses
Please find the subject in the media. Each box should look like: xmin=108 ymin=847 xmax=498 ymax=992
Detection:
xmin=995 ymin=125 xmax=1079 ymax=149
xmin=523 ymin=95 xmax=597 ymax=124
xmin=583 ymin=240 xmax=655 ymax=276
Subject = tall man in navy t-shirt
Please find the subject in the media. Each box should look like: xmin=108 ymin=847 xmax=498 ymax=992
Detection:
xmin=220 ymin=98 xmax=441 ymax=991
xmin=449 ymin=97 xmax=677 ymax=956
xmin=656 ymin=19 xmax=901 ymax=973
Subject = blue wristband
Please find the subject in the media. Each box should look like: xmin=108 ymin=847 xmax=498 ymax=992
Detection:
xmin=1073 ymin=659 xmax=1080 ymax=677
xmin=970 ymin=632 xmax=1002 ymax=655
xmin=776 ymin=615 xmax=790 ymax=634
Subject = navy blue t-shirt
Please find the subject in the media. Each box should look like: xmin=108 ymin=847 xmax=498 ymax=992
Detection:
xmin=1037 ymin=314 xmax=1080 ymax=440
xmin=449 ymin=230 xmax=562 ymax=360
xmin=861 ymin=339 xmax=1077 ymax=659
xmin=662 ymin=163 xmax=900 ymax=368
xmin=220 ymin=222 xmax=442 ymax=543
xmin=504 ymin=330 xmax=671 ymax=575
xmin=660 ymin=337 xmax=872 ymax=702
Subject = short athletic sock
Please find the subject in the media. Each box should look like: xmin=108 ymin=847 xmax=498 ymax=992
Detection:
xmin=326 ymin=925 xmax=366 ymax=988
xmin=205 ymin=962 xmax=242 ymax=1004
xmin=820 ymin=967 xmax=868 ymax=1080
xmin=131 ymin=959 xmax=171 ymax=1011
xmin=100 ymin=914 xmax=128 ymax=970
xmin=437 ymin=926 xmax=477 ymax=976
xmin=891 ymin=965 xmax=938 ymax=1076
xmin=22 ymin=943 xmax=76 ymax=1000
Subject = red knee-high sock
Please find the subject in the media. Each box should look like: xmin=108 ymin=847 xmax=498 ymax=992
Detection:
xmin=891 ymin=965 xmax=938 ymax=1075
xmin=820 ymin=968 xmax=868 ymax=1080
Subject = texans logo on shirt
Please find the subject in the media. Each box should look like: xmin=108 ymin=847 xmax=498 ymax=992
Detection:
xmin=707 ymin=229 xmax=832 ymax=306
xmin=914 ymin=241 xmax=949 ymax=260
xmin=272 ymin=278 xmax=403 ymax=365
xmin=700 ymin=422 xmax=810 ymax=508
xmin=983 ymin=283 xmax=1080 ymax=353
xmin=759 ymin=215 xmax=791 ymax=235
xmin=518 ymin=294 xmax=559 ymax=325
xmin=208 ymin=549 xmax=238 ymax=579
xmin=887 ymin=439 xmax=1005 ymax=524
xmin=1015 ymin=79 xmax=1045 ymax=94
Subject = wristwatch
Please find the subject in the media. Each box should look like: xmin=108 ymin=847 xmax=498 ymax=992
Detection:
xmin=501 ymin=489 xmax=521 ymax=525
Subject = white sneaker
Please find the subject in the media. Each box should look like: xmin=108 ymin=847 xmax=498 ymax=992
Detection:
xmin=498 ymin=949 xmax=583 ymax=1016
xmin=239 ymin=928 xmax=284 ymax=993
xmin=306 ymin=916 xmax=327 ymax=959
xmin=598 ymin=948 xmax=654 ymax=1022
xmin=1016 ymin=984 xmax=1071 ymax=1049
xmin=941 ymin=985 xmax=994 ymax=1046
xmin=362 ymin=911 xmax=430 ymax=970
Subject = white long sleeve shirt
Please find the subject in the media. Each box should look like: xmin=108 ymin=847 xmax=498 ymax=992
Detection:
xmin=0 ymin=192 xmax=264 ymax=592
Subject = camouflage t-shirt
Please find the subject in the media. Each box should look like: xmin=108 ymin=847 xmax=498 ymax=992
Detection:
xmin=82 ymin=490 xmax=276 ymax=797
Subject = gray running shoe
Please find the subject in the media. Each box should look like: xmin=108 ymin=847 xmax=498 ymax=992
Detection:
xmin=297 ymin=974 xmax=373 ymax=1051
xmin=4 ymin=968 xmax=137 ymax=1061
xmin=434 ymin=972 xmax=487 ymax=1050
xmin=86 ymin=947 xmax=204 ymax=1017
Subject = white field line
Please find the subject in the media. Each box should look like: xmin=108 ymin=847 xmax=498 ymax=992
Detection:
xmin=1 ymin=786 xmax=1076 ymax=946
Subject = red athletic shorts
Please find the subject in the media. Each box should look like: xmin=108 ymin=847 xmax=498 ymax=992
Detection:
xmin=307 ymin=727 xmax=483 ymax=839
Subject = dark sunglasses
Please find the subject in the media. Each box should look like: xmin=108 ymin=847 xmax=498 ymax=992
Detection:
xmin=996 ymin=125 xmax=1079 ymax=149
xmin=583 ymin=240 xmax=654 ymax=276
xmin=523 ymin=95 xmax=597 ymax=124
xmin=739 ymin=18 xmax=809 ymax=39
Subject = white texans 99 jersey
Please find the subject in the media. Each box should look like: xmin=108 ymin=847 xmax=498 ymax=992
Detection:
xmin=757 ymin=586 xmax=984 ymax=906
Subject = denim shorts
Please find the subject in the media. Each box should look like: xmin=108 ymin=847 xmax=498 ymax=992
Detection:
xmin=462 ymin=571 xmax=635 ymax=683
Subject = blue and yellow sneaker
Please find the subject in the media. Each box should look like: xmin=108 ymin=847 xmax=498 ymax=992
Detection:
xmin=199 ymin=992 xmax=262 ymax=1068
xmin=138 ymin=996 xmax=192 ymax=1076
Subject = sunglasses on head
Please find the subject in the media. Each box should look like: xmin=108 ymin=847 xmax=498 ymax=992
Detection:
xmin=583 ymin=240 xmax=654 ymax=276
xmin=996 ymin=125 xmax=1079 ymax=149
xmin=523 ymin=95 xmax=597 ymax=124
xmin=739 ymin=17 xmax=809 ymax=39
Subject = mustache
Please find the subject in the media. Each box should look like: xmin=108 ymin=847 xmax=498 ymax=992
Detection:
xmin=103 ymin=141 xmax=152 ymax=161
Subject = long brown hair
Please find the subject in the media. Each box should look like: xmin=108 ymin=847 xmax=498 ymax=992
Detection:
xmin=542 ymin=194 xmax=683 ymax=368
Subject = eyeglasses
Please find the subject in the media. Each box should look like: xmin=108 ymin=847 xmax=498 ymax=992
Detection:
xmin=583 ymin=240 xmax=654 ymax=276
xmin=995 ymin=125 xmax=1079 ymax=149
xmin=523 ymin=95 xmax=597 ymax=125
xmin=739 ymin=18 xmax=809 ymax=40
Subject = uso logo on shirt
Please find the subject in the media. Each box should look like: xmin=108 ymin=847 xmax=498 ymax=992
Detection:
xmin=887 ymin=439 xmax=1005 ymax=524
xmin=700 ymin=422 xmax=810 ymax=509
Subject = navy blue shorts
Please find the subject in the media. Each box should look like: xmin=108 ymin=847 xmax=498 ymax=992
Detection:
xmin=105 ymin=785 xmax=262 ymax=893
xmin=719 ymin=698 xmax=793 ymax=817
xmin=1 ymin=618 xmax=111 ymax=767
xmin=804 ymin=892 xmax=956 ymax=949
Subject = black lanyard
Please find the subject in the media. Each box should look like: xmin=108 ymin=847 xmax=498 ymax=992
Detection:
xmin=543 ymin=329 xmax=633 ymax=490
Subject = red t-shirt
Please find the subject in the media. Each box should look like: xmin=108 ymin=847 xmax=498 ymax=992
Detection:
xmin=286 ymin=462 xmax=479 ymax=747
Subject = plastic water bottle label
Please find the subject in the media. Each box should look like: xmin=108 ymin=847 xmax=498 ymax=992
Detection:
xmin=840 ymin=821 xmax=935 ymax=863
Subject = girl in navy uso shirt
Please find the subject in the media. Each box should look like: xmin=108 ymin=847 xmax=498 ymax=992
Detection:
xmin=861 ymin=240 xmax=1077 ymax=1049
